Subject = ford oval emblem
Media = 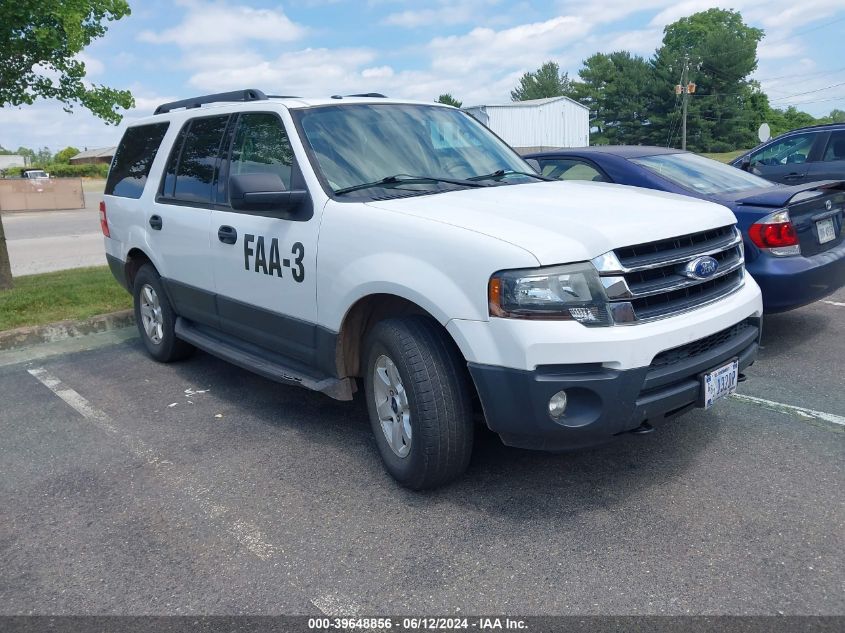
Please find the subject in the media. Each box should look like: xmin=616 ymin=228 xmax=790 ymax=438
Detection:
xmin=826 ymin=199 xmax=832 ymax=211
xmin=683 ymin=256 xmax=719 ymax=280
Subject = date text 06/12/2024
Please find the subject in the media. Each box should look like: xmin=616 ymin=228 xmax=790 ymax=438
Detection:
xmin=307 ymin=617 xmax=528 ymax=630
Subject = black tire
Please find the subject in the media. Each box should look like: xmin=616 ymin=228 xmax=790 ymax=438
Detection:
xmin=363 ymin=316 xmax=474 ymax=489
xmin=132 ymin=264 xmax=194 ymax=363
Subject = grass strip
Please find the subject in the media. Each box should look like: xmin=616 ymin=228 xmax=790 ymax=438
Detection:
xmin=0 ymin=266 xmax=131 ymax=331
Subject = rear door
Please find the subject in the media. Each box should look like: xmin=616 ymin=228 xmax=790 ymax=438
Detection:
xmin=805 ymin=130 xmax=845 ymax=182
xmin=151 ymin=113 xmax=231 ymax=327
xmin=210 ymin=111 xmax=321 ymax=366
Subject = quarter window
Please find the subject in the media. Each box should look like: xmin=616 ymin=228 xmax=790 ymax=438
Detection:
xmin=105 ymin=122 xmax=170 ymax=198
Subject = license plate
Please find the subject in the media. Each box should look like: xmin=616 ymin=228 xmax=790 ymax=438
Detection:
xmin=702 ymin=359 xmax=739 ymax=409
xmin=817 ymin=217 xmax=836 ymax=244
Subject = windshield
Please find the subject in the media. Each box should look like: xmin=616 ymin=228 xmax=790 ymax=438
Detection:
xmin=27 ymin=171 xmax=47 ymax=178
xmin=631 ymin=152 xmax=774 ymax=195
xmin=293 ymin=104 xmax=534 ymax=198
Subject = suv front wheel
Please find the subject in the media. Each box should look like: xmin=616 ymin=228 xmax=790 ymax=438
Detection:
xmin=133 ymin=264 xmax=194 ymax=363
xmin=363 ymin=316 xmax=474 ymax=489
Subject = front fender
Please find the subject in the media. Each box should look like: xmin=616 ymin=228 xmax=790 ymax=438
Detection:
xmin=316 ymin=202 xmax=538 ymax=332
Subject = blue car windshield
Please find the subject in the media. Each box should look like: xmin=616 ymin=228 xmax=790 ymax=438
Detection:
xmin=294 ymin=104 xmax=534 ymax=197
xmin=631 ymin=152 xmax=773 ymax=195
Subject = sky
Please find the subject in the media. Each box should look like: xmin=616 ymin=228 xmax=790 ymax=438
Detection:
xmin=2 ymin=0 xmax=845 ymax=152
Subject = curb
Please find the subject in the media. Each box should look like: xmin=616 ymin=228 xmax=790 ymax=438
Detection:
xmin=0 ymin=310 xmax=135 ymax=352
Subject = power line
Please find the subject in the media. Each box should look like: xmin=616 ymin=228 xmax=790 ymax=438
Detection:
xmin=755 ymin=65 xmax=845 ymax=82
xmin=777 ymin=94 xmax=845 ymax=106
xmin=770 ymin=81 xmax=845 ymax=102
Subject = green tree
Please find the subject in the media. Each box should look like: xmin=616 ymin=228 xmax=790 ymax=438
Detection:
xmin=0 ymin=1 xmax=134 ymax=124
xmin=0 ymin=1 xmax=134 ymax=290
xmin=511 ymin=61 xmax=575 ymax=101
xmin=766 ymin=106 xmax=820 ymax=136
xmin=574 ymin=52 xmax=654 ymax=145
xmin=436 ymin=94 xmax=463 ymax=108
xmin=16 ymin=147 xmax=35 ymax=161
xmin=34 ymin=147 xmax=53 ymax=164
xmin=54 ymin=146 xmax=80 ymax=163
xmin=818 ymin=108 xmax=845 ymax=124
xmin=648 ymin=9 xmax=764 ymax=151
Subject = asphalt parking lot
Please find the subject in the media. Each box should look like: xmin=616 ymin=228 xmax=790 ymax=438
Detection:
xmin=1 ymin=290 xmax=843 ymax=616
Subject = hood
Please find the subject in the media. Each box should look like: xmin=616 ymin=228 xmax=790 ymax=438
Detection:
xmin=721 ymin=180 xmax=845 ymax=207
xmin=365 ymin=180 xmax=736 ymax=265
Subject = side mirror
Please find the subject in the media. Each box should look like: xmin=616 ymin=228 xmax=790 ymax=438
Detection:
xmin=739 ymin=159 xmax=751 ymax=172
xmin=229 ymin=173 xmax=308 ymax=217
xmin=524 ymin=158 xmax=542 ymax=174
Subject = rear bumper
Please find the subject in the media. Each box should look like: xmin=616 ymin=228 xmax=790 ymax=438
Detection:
xmin=469 ymin=317 xmax=761 ymax=451
xmin=748 ymin=240 xmax=845 ymax=312
xmin=106 ymin=252 xmax=130 ymax=292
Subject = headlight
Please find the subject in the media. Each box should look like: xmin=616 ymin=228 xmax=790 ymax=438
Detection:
xmin=488 ymin=262 xmax=612 ymax=326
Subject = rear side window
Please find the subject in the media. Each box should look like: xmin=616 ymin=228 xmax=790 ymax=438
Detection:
xmin=105 ymin=122 xmax=170 ymax=198
xmin=160 ymin=114 xmax=230 ymax=205
xmin=822 ymin=131 xmax=845 ymax=162
xmin=540 ymin=158 xmax=609 ymax=182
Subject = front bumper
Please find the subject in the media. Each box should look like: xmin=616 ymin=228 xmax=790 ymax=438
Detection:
xmin=747 ymin=240 xmax=845 ymax=313
xmin=469 ymin=317 xmax=761 ymax=451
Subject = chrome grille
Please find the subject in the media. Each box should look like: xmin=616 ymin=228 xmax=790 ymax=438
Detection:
xmin=592 ymin=225 xmax=745 ymax=324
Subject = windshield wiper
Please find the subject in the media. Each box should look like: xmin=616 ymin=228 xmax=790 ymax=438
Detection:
xmin=334 ymin=174 xmax=488 ymax=195
xmin=468 ymin=169 xmax=554 ymax=182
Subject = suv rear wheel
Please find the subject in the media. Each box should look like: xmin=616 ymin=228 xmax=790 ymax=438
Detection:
xmin=363 ymin=316 xmax=473 ymax=489
xmin=133 ymin=264 xmax=194 ymax=362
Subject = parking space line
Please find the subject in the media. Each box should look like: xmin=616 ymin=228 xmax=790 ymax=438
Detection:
xmin=821 ymin=300 xmax=845 ymax=307
xmin=730 ymin=393 xmax=845 ymax=427
xmin=27 ymin=366 xmax=278 ymax=560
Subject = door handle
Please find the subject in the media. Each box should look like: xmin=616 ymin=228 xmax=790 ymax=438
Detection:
xmin=783 ymin=173 xmax=803 ymax=181
xmin=218 ymin=225 xmax=238 ymax=245
xmin=149 ymin=215 xmax=163 ymax=230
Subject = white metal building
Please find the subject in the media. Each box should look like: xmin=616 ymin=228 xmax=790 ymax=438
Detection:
xmin=463 ymin=96 xmax=589 ymax=154
xmin=0 ymin=155 xmax=26 ymax=172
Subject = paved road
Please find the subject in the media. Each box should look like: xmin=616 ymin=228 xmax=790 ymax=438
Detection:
xmin=2 ymin=190 xmax=104 ymax=275
xmin=0 ymin=291 xmax=842 ymax=616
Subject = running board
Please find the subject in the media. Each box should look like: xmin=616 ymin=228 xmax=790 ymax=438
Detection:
xmin=175 ymin=318 xmax=354 ymax=401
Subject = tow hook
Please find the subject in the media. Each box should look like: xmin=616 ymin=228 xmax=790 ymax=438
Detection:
xmin=738 ymin=373 xmax=747 ymax=383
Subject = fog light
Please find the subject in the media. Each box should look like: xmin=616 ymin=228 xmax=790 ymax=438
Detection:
xmin=548 ymin=390 xmax=568 ymax=419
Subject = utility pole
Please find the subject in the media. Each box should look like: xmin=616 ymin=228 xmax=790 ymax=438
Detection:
xmin=674 ymin=56 xmax=696 ymax=150
xmin=681 ymin=55 xmax=689 ymax=150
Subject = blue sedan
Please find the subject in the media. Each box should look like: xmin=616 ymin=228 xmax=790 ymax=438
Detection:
xmin=526 ymin=146 xmax=845 ymax=313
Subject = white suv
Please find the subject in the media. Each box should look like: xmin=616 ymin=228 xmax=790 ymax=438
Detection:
xmin=102 ymin=89 xmax=763 ymax=489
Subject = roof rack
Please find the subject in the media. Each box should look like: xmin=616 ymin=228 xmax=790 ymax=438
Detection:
xmin=154 ymin=89 xmax=268 ymax=115
xmin=330 ymin=93 xmax=388 ymax=99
